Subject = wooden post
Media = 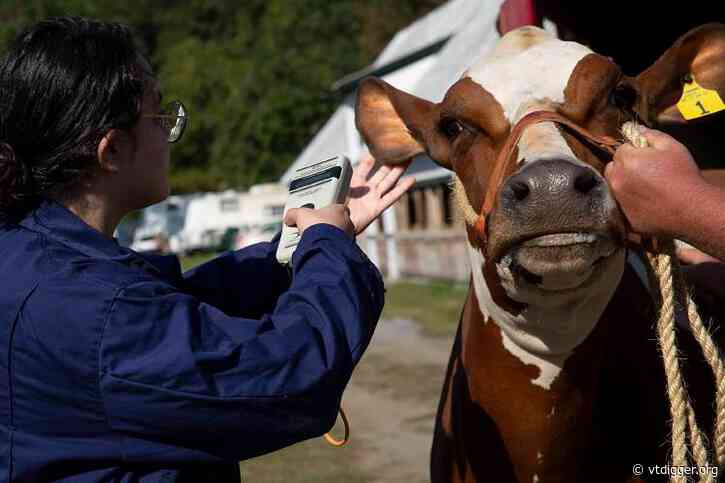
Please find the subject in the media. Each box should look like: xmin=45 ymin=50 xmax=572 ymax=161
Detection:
xmin=425 ymin=186 xmax=444 ymax=229
xmin=395 ymin=194 xmax=409 ymax=231
xmin=414 ymin=189 xmax=427 ymax=229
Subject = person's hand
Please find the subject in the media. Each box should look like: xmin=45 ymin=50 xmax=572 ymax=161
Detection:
xmin=604 ymin=127 xmax=707 ymax=237
xmin=284 ymin=204 xmax=354 ymax=238
xmin=347 ymin=156 xmax=416 ymax=235
xmin=676 ymin=244 xmax=721 ymax=265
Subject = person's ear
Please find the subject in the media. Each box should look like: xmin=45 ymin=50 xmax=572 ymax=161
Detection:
xmin=97 ymin=129 xmax=131 ymax=173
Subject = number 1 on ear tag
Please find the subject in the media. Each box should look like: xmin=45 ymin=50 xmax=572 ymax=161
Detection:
xmin=677 ymin=76 xmax=725 ymax=120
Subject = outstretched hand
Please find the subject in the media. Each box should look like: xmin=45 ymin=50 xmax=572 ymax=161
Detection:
xmin=347 ymin=156 xmax=416 ymax=235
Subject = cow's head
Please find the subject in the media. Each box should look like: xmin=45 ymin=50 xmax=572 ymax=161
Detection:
xmin=356 ymin=24 xmax=725 ymax=357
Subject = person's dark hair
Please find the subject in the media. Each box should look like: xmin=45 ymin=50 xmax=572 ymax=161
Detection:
xmin=0 ymin=16 xmax=148 ymax=222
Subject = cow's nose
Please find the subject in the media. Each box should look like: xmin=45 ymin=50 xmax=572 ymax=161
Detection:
xmin=501 ymin=159 xmax=601 ymax=205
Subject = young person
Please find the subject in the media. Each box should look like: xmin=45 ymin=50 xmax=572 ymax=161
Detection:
xmin=0 ymin=17 xmax=413 ymax=482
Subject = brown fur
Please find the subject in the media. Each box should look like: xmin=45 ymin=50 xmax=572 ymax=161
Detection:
xmin=354 ymin=24 xmax=725 ymax=483
xmin=431 ymin=264 xmax=725 ymax=482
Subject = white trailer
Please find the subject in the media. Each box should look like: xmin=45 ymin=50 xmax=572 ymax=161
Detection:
xmin=170 ymin=190 xmax=246 ymax=254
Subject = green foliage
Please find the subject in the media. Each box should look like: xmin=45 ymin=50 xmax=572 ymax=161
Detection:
xmin=0 ymin=0 xmax=446 ymax=193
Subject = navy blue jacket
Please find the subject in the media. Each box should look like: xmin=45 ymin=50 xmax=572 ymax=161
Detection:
xmin=0 ymin=200 xmax=384 ymax=482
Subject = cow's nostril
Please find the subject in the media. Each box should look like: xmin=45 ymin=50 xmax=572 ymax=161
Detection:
xmin=574 ymin=170 xmax=599 ymax=194
xmin=510 ymin=181 xmax=530 ymax=201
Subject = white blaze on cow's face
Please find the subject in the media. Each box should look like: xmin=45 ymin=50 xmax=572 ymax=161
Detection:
xmin=467 ymin=27 xmax=591 ymax=125
xmin=459 ymin=27 xmax=627 ymax=376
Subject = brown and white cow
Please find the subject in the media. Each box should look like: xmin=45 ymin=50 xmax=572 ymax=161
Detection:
xmin=356 ymin=24 xmax=725 ymax=482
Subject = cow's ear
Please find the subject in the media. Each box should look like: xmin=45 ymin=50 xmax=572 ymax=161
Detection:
xmin=634 ymin=23 xmax=725 ymax=125
xmin=355 ymin=77 xmax=451 ymax=168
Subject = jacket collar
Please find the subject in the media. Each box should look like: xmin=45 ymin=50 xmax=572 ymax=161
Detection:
xmin=20 ymin=199 xmax=130 ymax=261
xmin=18 ymin=199 xmax=181 ymax=281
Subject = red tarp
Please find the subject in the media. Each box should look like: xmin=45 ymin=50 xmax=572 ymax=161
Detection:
xmin=498 ymin=0 xmax=540 ymax=34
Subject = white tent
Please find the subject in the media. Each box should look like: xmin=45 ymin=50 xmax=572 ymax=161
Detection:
xmin=281 ymin=0 xmax=505 ymax=184
xmin=280 ymin=0 xmax=508 ymax=278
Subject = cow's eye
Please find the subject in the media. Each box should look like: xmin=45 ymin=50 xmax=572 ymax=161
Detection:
xmin=440 ymin=117 xmax=464 ymax=140
xmin=610 ymin=84 xmax=637 ymax=110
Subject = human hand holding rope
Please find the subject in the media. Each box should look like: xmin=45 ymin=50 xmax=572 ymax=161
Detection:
xmin=605 ymin=126 xmax=708 ymax=239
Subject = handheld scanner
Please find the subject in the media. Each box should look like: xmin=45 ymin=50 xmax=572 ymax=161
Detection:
xmin=276 ymin=155 xmax=353 ymax=265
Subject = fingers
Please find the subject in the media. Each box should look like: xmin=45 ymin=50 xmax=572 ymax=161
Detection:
xmin=368 ymin=163 xmax=392 ymax=187
xmin=290 ymin=204 xmax=354 ymax=237
xmin=284 ymin=207 xmax=314 ymax=227
xmin=613 ymin=142 xmax=637 ymax=161
xmin=605 ymin=145 xmax=629 ymax=182
xmin=380 ymin=176 xmax=416 ymax=208
xmin=616 ymin=126 xmax=674 ymax=153
xmin=354 ymin=156 xmax=375 ymax=181
xmin=377 ymin=165 xmax=408 ymax=195
xmin=640 ymin=127 xmax=677 ymax=150
xmin=283 ymin=208 xmax=298 ymax=227
xmin=607 ymin=143 xmax=639 ymax=178
xmin=676 ymin=246 xmax=721 ymax=265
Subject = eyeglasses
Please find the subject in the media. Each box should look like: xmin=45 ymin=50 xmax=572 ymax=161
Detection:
xmin=143 ymin=100 xmax=188 ymax=143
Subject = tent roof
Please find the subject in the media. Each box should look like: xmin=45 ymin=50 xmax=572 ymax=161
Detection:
xmin=281 ymin=0 xmax=505 ymax=185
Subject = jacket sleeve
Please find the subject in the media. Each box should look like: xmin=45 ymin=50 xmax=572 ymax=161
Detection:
xmin=181 ymin=232 xmax=291 ymax=319
xmin=99 ymin=224 xmax=384 ymax=462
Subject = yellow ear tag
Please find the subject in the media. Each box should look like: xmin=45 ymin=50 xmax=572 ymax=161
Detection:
xmin=677 ymin=76 xmax=725 ymax=120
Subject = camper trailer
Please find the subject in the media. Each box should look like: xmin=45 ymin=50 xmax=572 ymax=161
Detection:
xmin=232 ymin=183 xmax=287 ymax=250
xmin=170 ymin=190 xmax=246 ymax=254
xmin=129 ymin=196 xmax=190 ymax=254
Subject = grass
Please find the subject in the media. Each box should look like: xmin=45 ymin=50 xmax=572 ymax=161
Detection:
xmin=352 ymin=351 xmax=445 ymax=403
xmin=179 ymin=251 xmax=222 ymax=272
xmin=239 ymin=432 xmax=370 ymax=483
xmin=380 ymin=280 xmax=469 ymax=337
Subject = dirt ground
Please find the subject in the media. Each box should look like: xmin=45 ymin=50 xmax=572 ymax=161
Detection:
xmin=342 ymin=317 xmax=453 ymax=482
xmin=242 ymin=317 xmax=455 ymax=483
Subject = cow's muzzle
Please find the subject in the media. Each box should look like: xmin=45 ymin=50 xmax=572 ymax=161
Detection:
xmin=487 ymin=159 xmax=626 ymax=292
xmin=500 ymin=159 xmax=601 ymax=211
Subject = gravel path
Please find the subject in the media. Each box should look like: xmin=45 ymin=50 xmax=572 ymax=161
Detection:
xmin=339 ymin=318 xmax=454 ymax=483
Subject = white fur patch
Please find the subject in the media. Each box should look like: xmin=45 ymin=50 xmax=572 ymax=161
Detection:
xmin=466 ymin=243 xmax=625 ymax=379
xmin=466 ymin=28 xmax=592 ymax=123
xmin=516 ymin=118 xmax=579 ymax=166
xmin=501 ymin=331 xmax=566 ymax=389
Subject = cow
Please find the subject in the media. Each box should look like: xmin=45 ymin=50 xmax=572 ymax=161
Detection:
xmin=355 ymin=24 xmax=725 ymax=483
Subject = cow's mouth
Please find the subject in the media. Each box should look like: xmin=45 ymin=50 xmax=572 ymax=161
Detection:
xmin=497 ymin=232 xmax=618 ymax=292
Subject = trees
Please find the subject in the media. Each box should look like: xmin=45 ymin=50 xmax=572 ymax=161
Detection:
xmin=0 ymin=0 xmax=445 ymax=193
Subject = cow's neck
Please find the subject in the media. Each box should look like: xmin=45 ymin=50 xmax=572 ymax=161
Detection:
xmin=459 ymin=245 xmax=629 ymax=480
xmin=466 ymin=243 xmax=625 ymax=362
xmin=451 ymin=246 xmax=662 ymax=481
xmin=461 ymin=289 xmax=615 ymax=480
